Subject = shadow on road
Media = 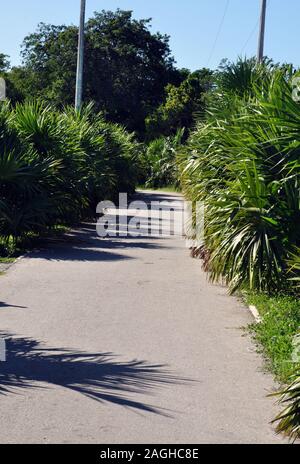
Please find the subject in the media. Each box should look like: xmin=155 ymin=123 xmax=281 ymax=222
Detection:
xmin=0 ymin=333 xmax=189 ymax=416
xmin=25 ymin=191 xmax=182 ymax=262
xmin=33 ymin=246 xmax=138 ymax=263
xmin=28 ymin=232 xmax=166 ymax=262
xmin=0 ymin=302 xmax=27 ymax=309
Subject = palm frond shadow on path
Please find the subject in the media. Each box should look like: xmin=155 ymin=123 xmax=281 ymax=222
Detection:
xmin=0 ymin=302 xmax=27 ymax=309
xmin=0 ymin=333 xmax=190 ymax=416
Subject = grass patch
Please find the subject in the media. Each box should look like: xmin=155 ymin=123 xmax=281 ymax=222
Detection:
xmin=0 ymin=257 xmax=16 ymax=264
xmin=245 ymin=292 xmax=300 ymax=383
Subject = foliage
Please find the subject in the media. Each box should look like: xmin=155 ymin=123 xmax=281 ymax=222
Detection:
xmin=272 ymin=369 xmax=300 ymax=442
xmin=179 ymin=66 xmax=300 ymax=293
xmin=0 ymin=54 xmax=25 ymax=104
xmin=0 ymin=67 xmax=28 ymax=104
xmin=0 ymin=54 xmax=10 ymax=73
xmin=8 ymin=10 xmax=183 ymax=137
xmin=0 ymin=100 xmax=139 ymax=253
xmin=287 ymin=251 xmax=300 ymax=286
xmin=144 ymin=129 xmax=184 ymax=189
xmin=246 ymin=292 xmax=300 ymax=382
xmin=206 ymin=57 xmax=295 ymax=122
xmin=145 ymin=69 xmax=213 ymax=139
xmin=178 ymin=58 xmax=300 ymax=441
xmin=215 ymin=57 xmax=276 ymax=98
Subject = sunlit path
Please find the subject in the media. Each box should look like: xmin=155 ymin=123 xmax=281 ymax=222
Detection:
xmin=0 ymin=192 xmax=284 ymax=444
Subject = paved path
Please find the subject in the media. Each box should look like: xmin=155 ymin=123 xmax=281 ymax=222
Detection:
xmin=0 ymin=192 xmax=284 ymax=444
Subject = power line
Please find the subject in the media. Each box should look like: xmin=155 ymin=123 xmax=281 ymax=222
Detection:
xmin=206 ymin=0 xmax=230 ymax=67
xmin=240 ymin=19 xmax=260 ymax=56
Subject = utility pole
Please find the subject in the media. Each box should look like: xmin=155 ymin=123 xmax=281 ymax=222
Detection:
xmin=75 ymin=0 xmax=86 ymax=110
xmin=257 ymin=0 xmax=267 ymax=63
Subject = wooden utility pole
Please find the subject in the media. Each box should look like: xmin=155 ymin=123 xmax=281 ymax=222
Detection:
xmin=257 ymin=0 xmax=267 ymax=63
xmin=75 ymin=0 xmax=86 ymax=110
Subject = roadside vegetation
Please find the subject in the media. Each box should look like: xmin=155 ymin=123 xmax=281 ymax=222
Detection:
xmin=180 ymin=64 xmax=299 ymax=293
xmin=177 ymin=58 xmax=300 ymax=440
xmin=246 ymin=292 xmax=300 ymax=383
xmin=142 ymin=129 xmax=184 ymax=190
xmin=0 ymin=101 xmax=139 ymax=255
xmin=1 ymin=8 xmax=300 ymax=440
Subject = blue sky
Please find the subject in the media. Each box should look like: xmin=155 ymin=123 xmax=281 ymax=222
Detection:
xmin=0 ymin=0 xmax=299 ymax=71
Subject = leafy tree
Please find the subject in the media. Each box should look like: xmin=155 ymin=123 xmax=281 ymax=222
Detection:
xmin=19 ymin=24 xmax=78 ymax=106
xmin=205 ymin=57 xmax=295 ymax=122
xmin=10 ymin=10 xmax=183 ymax=136
xmin=0 ymin=54 xmax=25 ymax=103
xmin=0 ymin=53 xmax=10 ymax=72
xmin=3 ymin=66 xmax=33 ymax=103
xmin=145 ymin=69 xmax=213 ymax=139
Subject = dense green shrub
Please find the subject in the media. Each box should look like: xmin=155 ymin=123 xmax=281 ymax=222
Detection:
xmin=145 ymin=69 xmax=213 ymax=139
xmin=143 ymin=128 xmax=184 ymax=189
xmin=179 ymin=70 xmax=300 ymax=293
xmin=272 ymin=369 xmax=300 ymax=442
xmin=0 ymin=101 xmax=139 ymax=253
xmin=178 ymin=59 xmax=300 ymax=440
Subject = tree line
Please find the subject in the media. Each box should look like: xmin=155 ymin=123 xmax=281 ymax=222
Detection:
xmin=0 ymin=9 xmax=212 ymax=140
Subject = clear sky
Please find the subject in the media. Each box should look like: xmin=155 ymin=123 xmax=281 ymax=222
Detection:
xmin=0 ymin=0 xmax=299 ymax=71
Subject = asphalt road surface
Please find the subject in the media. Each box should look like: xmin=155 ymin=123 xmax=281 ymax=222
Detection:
xmin=0 ymin=191 xmax=284 ymax=444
